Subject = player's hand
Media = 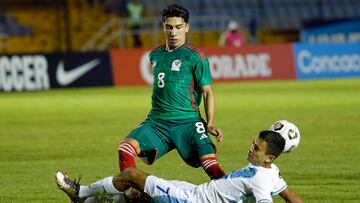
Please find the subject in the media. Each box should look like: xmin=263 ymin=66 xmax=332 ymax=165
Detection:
xmin=207 ymin=126 xmax=223 ymax=143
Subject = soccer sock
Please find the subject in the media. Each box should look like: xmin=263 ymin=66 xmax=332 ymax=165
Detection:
xmin=201 ymin=157 xmax=226 ymax=179
xmin=79 ymin=176 xmax=121 ymax=198
xmin=118 ymin=141 xmax=138 ymax=171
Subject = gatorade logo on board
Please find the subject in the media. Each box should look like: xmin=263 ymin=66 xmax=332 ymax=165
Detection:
xmin=208 ymin=53 xmax=272 ymax=79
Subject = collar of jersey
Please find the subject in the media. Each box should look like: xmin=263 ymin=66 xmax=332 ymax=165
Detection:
xmin=164 ymin=39 xmax=188 ymax=52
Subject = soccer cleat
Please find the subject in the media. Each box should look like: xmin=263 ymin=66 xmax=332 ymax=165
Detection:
xmin=55 ymin=170 xmax=84 ymax=203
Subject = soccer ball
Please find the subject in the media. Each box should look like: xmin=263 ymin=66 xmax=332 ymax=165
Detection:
xmin=269 ymin=120 xmax=300 ymax=153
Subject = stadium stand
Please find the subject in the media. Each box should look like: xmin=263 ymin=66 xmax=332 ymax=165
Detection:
xmin=0 ymin=0 xmax=359 ymax=53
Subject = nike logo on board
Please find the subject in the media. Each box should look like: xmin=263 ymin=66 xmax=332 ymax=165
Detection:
xmin=56 ymin=59 xmax=101 ymax=86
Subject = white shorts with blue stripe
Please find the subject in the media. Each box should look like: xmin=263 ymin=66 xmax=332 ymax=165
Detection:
xmin=144 ymin=175 xmax=196 ymax=203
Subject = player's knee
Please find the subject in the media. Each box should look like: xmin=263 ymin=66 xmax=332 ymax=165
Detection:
xmin=113 ymin=173 xmax=129 ymax=192
xmin=124 ymin=138 xmax=141 ymax=153
xmin=121 ymin=168 xmax=141 ymax=180
xmin=112 ymin=168 xmax=137 ymax=190
xmin=118 ymin=140 xmax=140 ymax=160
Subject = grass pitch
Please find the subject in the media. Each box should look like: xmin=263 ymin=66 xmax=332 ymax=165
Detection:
xmin=0 ymin=78 xmax=359 ymax=202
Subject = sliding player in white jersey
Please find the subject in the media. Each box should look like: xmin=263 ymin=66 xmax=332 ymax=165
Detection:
xmin=56 ymin=130 xmax=303 ymax=203
xmin=148 ymin=162 xmax=287 ymax=202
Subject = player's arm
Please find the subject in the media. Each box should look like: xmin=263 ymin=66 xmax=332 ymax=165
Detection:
xmin=279 ymin=187 xmax=303 ymax=203
xmin=202 ymin=85 xmax=223 ymax=143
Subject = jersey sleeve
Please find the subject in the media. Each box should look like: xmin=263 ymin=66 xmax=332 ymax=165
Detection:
xmin=250 ymin=175 xmax=273 ymax=203
xmin=193 ymin=55 xmax=212 ymax=87
xmin=271 ymin=172 xmax=287 ymax=195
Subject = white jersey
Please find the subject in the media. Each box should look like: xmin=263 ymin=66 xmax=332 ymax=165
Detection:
xmin=193 ymin=163 xmax=287 ymax=202
xmin=144 ymin=163 xmax=287 ymax=203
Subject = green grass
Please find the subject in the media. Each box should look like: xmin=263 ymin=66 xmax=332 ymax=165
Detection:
xmin=1 ymin=78 xmax=360 ymax=202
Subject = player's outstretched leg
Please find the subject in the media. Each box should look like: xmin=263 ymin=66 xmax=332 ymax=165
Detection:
xmin=55 ymin=170 xmax=126 ymax=202
xmin=55 ymin=171 xmax=84 ymax=203
xmin=55 ymin=169 xmax=152 ymax=203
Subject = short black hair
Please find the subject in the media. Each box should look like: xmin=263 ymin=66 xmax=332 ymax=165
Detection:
xmin=161 ymin=4 xmax=189 ymax=23
xmin=259 ymin=130 xmax=285 ymax=157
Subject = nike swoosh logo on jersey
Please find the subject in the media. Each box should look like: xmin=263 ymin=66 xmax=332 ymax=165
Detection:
xmin=56 ymin=59 xmax=101 ymax=86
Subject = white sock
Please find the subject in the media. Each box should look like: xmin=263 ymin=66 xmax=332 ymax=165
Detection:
xmin=79 ymin=176 xmax=122 ymax=198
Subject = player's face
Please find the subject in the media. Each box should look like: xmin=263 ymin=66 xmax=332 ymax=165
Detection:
xmin=247 ymin=138 xmax=270 ymax=167
xmin=163 ymin=17 xmax=189 ymax=50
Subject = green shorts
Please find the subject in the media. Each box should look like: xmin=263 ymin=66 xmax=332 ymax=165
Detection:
xmin=126 ymin=117 xmax=216 ymax=168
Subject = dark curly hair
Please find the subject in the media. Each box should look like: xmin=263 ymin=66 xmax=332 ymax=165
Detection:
xmin=161 ymin=4 xmax=189 ymax=23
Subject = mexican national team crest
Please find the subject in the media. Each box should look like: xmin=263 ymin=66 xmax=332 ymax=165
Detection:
xmin=171 ymin=59 xmax=181 ymax=71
